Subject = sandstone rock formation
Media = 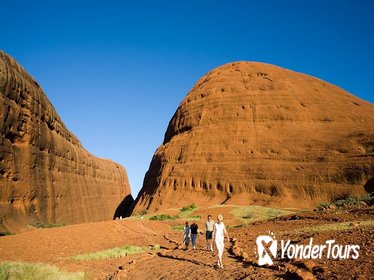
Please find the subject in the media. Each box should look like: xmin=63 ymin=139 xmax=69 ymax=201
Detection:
xmin=134 ymin=62 xmax=374 ymax=212
xmin=0 ymin=51 xmax=133 ymax=232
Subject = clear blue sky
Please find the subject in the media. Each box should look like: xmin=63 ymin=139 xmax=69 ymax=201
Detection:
xmin=1 ymin=1 xmax=373 ymax=197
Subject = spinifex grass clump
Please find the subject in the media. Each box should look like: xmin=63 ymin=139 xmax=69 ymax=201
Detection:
xmin=149 ymin=214 xmax=179 ymax=221
xmin=30 ymin=221 xmax=66 ymax=229
xmin=179 ymin=203 xmax=199 ymax=218
xmin=0 ymin=262 xmax=85 ymax=280
xmin=334 ymin=194 xmax=374 ymax=207
xmin=71 ymin=245 xmax=160 ymax=260
xmin=319 ymin=194 xmax=374 ymax=209
xmin=180 ymin=203 xmax=197 ymax=212
xmin=232 ymin=205 xmax=294 ymax=223
xmin=188 ymin=214 xmax=202 ymax=220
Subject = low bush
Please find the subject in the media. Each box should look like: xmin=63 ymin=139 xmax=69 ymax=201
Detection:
xmin=232 ymin=206 xmax=293 ymax=223
xmin=149 ymin=214 xmax=179 ymax=221
xmin=319 ymin=202 xmax=331 ymax=208
xmin=180 ymin=203 xmax=197 ymax=212
xmin=188 ymin=214 xmax=202 ymax=220
xmin=334 ymin=194 xmax=373 ymax=207
xmin=31 ymin=221 xmax=66 ymax=229
xmin=71 ymin=244 xmax=160 ymax=260
xmin=0 ymin=262 xmax=84 ymax=280
xmin=319 ymin=193 xmax=374 ymax=209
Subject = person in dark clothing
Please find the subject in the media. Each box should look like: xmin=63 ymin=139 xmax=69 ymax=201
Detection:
xmin=190 ymin=221 xmax=199 ymax=249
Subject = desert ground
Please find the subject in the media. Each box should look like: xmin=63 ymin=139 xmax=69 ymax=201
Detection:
xmin=0 ymin=202 xmax=373 ymax=280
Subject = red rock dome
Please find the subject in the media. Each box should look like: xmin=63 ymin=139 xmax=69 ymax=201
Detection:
xmin=134 ymin=62 xmax=374 ymax=212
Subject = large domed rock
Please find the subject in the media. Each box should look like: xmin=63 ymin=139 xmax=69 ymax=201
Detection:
xmin=134 ymin=62 xmax=374 ymax=212
xmin=0 ymin=51 xmax=133 ymax=232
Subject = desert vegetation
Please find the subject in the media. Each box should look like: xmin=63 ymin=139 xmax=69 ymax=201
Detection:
xmin=0 ymin=262 xmax=85 ymax=280
xmin=231 ymin=205 xmax=294 ymax=223
xmin=141 ymin=203 xmax=201 ymax=221
xmin=71 ymin=245 xmax=160 ymax=261
xmin=149 ymin=214 xmax=179 ymax=221
xmin=319 ymin=193 xmax=374 ymax=209
xmin=30 ymin=221 xmax=66 ymax=229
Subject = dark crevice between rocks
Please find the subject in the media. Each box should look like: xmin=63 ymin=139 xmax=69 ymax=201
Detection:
xmin=113 ymin=194 xmax=135 ymax=219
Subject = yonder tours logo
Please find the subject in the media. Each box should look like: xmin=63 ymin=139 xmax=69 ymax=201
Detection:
xmin=256 ymin=232 xmax=360 ymax=266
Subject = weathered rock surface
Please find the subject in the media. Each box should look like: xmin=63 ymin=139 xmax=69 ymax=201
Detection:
xmin=134 ymin=62 xmax=374 ymax=212
xmin=0 ymin=51 xmax=133 ymax=232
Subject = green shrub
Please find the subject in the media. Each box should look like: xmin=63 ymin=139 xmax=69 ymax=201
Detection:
xmin=320 ymin=194 xmax=374 ymax=209
xmin=363 ymin=193 xmax=374 ymax=205
xmin=188 ymin=214 xmax=202 ymax=220
xmin=334 ymin=194 xmax=374 ymax=207
xmin=31 ymin=221 xmax=66 ymax=229
xmin=0 ymin=231 xmax=12 ymax=236
xmin=232 ymin=205 xmax=294 ymax=223
xmin=71 ymin=244 xmax=159 ymax=260
xmin=318 ymin=202 xmax=331 ymax=209
xmin=0 ymin=262 xmax=84 ymax=280
xmin=180 ymin=203 xmax=197 ymax=212
xmin=149 ymin=214 xmax=179 ymax=221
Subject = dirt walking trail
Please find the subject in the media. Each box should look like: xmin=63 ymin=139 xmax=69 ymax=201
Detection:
xmin=0 ymin=207 xmax=373 ymax=279
xmin=112 ymin=235 xmax=262 ymax=279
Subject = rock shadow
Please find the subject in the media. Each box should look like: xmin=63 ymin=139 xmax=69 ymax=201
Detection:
xmin=156 ymin=252 xmax=212 ymax=268
xmin=364 ymin=177 xmax=374 ymax=193
xmin=113 ymin=194 xmax=135 ymax=219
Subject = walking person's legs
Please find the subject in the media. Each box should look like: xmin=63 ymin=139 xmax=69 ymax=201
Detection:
xmin=215 ymin=239 xmax=224 ymax=268
xmin=185 ymin=237 xmax=189 ymax=249
xmin=206 ymin=231 xmax=213 ymax=251
xmin=192 ymin=234 xmax=197 ymax=249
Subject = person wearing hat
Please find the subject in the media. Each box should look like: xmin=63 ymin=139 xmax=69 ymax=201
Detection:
xmin=213 ymin=214 xmax=229 ymax=269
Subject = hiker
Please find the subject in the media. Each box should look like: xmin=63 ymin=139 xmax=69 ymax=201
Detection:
xmin=183 ymin=221 xmax=191 ymax=249
xmin=213 ymin=214 xmax=229 ymax=269
xmin=205 ymin=215 xmax=215 ymax=251
xmin=190 ymin=220 xmax=199 ymax=249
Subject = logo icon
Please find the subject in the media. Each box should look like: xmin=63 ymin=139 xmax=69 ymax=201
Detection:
xmin=256 ymin=233 xmax=277 ymax=266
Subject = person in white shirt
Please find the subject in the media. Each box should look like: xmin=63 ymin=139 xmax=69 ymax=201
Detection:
xmin=212 ymin=214 xmax=229 ymax=269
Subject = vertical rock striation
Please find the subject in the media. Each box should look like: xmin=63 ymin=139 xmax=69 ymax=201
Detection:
xmin=0 ymin=51 xmax=133 ymax=232
xmin=134 ymin=62 xmax=374 ymax=212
